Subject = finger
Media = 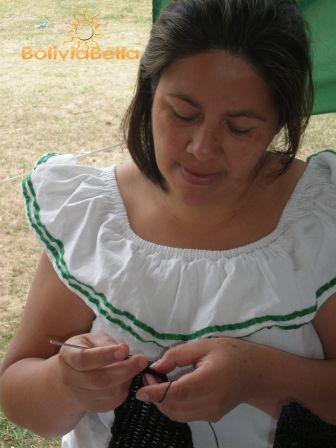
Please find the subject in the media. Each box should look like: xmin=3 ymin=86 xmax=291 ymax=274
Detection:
xmin=136 ymin=364 xmax=208 ymax=403
xmin=70 ymin=332 xmax=120 ymax=348
xmin=61 ymin=354 xmax=149 ymax=390
xmin=156 ymin=399 xmax=219 ymax=423
xmin=143 ymin=373 xmax=162 ymax=386
xmin=59 ymin=342 xmax=130 ymax=371
xmin=150 ymin=340 xmax=209 ymax=373
xmin=67 ymin=332 xmax=125 ymax=355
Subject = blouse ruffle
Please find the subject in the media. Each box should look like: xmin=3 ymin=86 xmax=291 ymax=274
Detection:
xmin=21 ymin=150 xmax=336 ymax=351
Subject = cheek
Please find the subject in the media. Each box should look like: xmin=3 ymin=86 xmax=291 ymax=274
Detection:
xmin=238 ymin=125 xmax=276 ymax=159
xmin=255 ymin=126 xmax=275 ymax=144
xmin=223 ymin=133 xmax=270 ymax=175
xmin=153 ymin=113 xmax=189 ymax=156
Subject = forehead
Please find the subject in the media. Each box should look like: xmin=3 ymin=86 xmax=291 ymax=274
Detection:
xmin=157 ymin=50 xmax=274 ymax=112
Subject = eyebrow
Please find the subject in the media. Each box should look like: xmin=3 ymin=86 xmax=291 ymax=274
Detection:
xmin=166 ymin=92 xmax=267 ymax=122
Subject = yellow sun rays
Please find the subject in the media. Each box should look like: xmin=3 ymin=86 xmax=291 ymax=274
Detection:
xmin=64 ymin=8 xmax=108 ymax=51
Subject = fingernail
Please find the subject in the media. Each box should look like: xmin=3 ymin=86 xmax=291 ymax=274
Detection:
xmin=114 ymin=349 xmax=127 ymax=360
xmin=150 ymin=360 xmax=160 ymax=368
xmin=137 ymin=392 xmax=150 ymax=402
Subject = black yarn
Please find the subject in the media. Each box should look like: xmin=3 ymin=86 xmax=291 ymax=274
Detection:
xmin=273 ymin=402 xmax=336 ymax=448
xmin=108 ymin=371 xmax=194 ymax=448
xmin=108 ymin=369 xmax=336 ymax=448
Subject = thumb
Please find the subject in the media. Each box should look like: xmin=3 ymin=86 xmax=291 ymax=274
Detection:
xmin=150 ymin=340 xmax=206 ymax=373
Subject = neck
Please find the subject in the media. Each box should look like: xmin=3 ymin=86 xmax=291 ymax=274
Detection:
xmin=156 ymin=156 xmax=280 ymax=234
xmin=160 ymin=178 xmax=264 ymax=234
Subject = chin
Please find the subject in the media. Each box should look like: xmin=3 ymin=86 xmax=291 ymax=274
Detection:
xmin=174 ymin=180 xmax=216 ymax=207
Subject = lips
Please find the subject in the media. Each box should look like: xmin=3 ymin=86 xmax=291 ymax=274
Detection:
xmin=184 ymin=167 xmax=218 ymax=176
xmin=180 ymin=165 xmax=220 ymax=185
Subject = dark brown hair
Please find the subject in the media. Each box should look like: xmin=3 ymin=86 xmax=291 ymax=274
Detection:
xmin=120 ymin=0 xmax=314 ymax=192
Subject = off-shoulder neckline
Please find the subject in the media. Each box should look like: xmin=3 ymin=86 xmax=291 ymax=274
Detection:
xmin=105 ymin=156 xmax=315 ymax=260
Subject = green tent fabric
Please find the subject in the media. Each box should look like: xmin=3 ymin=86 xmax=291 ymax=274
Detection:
xmin=152 ymin=0 xmax=336 ymax=115
xmin=152 ymin=0 xmax=170 ymax=23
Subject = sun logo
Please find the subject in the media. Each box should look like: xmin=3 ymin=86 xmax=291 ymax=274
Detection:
xmin=64 ymin=8 xmax=107 ymax=51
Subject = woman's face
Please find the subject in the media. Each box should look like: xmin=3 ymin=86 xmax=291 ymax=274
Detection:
xmin=151 ymin=50 xmax=281 ymax=208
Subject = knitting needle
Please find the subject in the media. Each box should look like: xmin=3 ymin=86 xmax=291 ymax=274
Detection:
xmin=50 ymin=339 xmax=174 ymax=404
xmin=49 ymin=339 xmax=160 ymax=374
xmin=50 ymin=338 xmax=135 ymax=358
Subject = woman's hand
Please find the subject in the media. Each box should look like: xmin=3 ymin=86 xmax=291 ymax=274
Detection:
xmin=136 ymin=337 xmax=260 ymax=423
xmin=57 ymin=332 xmax=149 ymax=413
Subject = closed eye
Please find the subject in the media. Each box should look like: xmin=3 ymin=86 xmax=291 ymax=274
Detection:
xmin=173 ymin=109 xmax=253 ymax=134
xmin=172 ymin=110 xmax=196 ymax=122
xmin=230 ymin=127 xmax=253 ymax=135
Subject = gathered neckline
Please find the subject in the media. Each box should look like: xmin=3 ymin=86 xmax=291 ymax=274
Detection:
xmin=105 ymin=157 xmax=314 ymax=260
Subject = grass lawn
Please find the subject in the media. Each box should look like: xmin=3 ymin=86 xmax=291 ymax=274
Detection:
xmin=0 ymin=1 xmax=151 ymax=446
xmin=1 ymin=1 xmax=336 ymax=447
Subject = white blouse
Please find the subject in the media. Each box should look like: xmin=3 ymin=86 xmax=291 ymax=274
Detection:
xmin=22 ymin=150 xmax=336 ymax=448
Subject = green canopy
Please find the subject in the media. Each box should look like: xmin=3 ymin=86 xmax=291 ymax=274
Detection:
xmin=152 ymin=0 xmax=336 ymax=115
xmin=152 ymin=0 xmax=170 ymax=23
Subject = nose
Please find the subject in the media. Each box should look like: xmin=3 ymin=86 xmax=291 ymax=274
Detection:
xmin=186 ymin=124 xmax=222 ymax=161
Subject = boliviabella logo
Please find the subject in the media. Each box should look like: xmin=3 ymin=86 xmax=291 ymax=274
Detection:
xmin=21 ymin=8 xmax=142 ymax=62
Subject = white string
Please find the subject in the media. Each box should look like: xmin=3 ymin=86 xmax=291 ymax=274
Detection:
xmin=0 ymin=142 xmax=123 ymax=184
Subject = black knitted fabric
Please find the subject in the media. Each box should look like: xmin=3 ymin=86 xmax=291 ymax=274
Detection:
xmin=108 ymin=376 xmax=336 ymax=447
xmin=273 ymin=402 xmax=336 ymax=448
xmin=108 ymin=372 xmax=194 ymax=448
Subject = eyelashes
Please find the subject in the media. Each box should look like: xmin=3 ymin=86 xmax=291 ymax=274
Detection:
xmin=172 ymin=110 xmax=195 ymax=122
xmin=172 ymin=110 xmax=253 ymax=135
xmin=229 ymin=127 xmax=252 ymax=135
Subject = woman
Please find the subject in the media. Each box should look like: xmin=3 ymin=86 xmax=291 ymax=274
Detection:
xmin=1 ymin=1 xmax=336 ymax=447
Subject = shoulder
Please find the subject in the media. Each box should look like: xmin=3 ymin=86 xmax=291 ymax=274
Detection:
xmin=116 ymin=159 xmax=154 ymax=194
xmin=302 ymin=150 xmax=336 ymax=207
xmin=271 ymin=150 xmax=336 ymax=210
xmin=23 ymin=153 xmax=109 ymax=202
xmin=292 ymin=151 xmax=336 ymax=321
xmin=306 ymin=149 xmax=336 ymax=181
xmin=23 ymin=152 xmax=116 ymax=208
xmin=22 ymin=154 xmax=129 ymax=321
xmin=116 ymin=158 xmax=160 ymax=218
xmin=264 ymin=152 xmax=307 ymax=188
xmin=23 ymin=153 xmax=115 ymax=242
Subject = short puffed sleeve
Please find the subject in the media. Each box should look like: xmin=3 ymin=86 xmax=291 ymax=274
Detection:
xmin=21 ymin=152 xmax=124 ymax=317
xmin=300 ymin=150 xmax=336 ymax=310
